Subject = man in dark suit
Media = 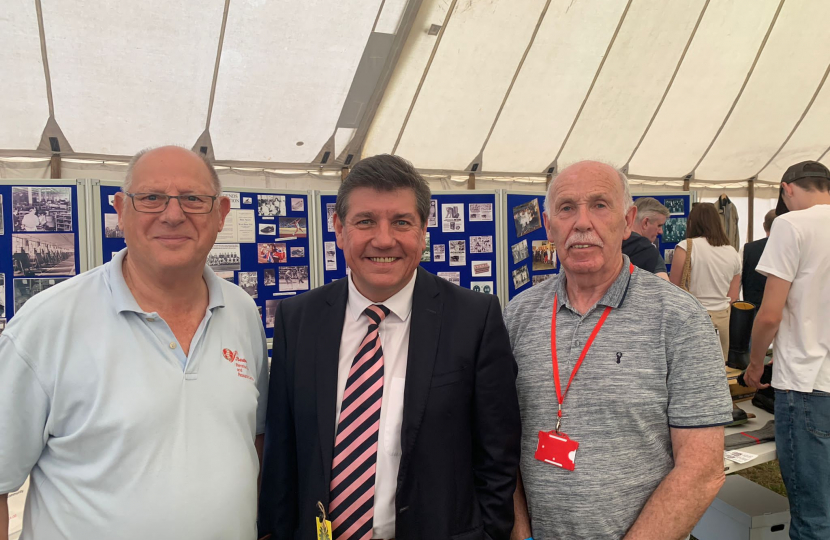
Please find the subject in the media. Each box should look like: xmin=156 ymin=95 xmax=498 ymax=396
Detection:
xmin=741 ymin=209 xmax=777 ymax=307
xmin=259 ymin=154 xmax=521 ymax=540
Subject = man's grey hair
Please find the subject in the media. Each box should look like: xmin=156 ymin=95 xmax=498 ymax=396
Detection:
xmin=544 ymin=162 xmax=633 ymax=216
xmin=122 ymin=146 xmax=222 ymax=194
xmin=633 ymin=197 xmax=669 ymax=223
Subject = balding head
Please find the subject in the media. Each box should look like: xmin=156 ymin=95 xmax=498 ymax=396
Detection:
xmin=124 ymin=146 xmax=221 ymax=194
xmin=544 ymin=161 xmax=632 ymax=216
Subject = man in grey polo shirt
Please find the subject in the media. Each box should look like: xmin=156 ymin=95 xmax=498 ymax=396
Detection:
xmin=0 ymin=146 xmax=268 ymax=540
xmin=505 ymin=161 xmax=731 ymax=540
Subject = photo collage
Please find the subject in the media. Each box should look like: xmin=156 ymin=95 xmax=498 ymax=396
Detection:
xmin=508 ymin=195 xmax=557 ymax=295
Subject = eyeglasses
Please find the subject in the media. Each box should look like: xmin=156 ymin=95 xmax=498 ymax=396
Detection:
xmin=125 ymin=192 xmax=218 ymax=214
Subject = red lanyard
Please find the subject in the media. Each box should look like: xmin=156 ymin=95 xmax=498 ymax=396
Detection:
xmin=550 ymin=263 xmax=633 ymax=432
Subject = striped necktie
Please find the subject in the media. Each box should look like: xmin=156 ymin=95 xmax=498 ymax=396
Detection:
xmin=329 ymin=304 xmax=390 ymax=540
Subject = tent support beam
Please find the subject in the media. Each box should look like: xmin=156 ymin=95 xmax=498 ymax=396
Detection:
xmin=817 ymin=144 xmax=830 ymax=163
xmin=341 ymin=167 xmax=350 ymax=183
xmin=50 ymin=154 xmax=61 ymax=179
xmin=205 ymin=0 xmax=232 ymax=133
xmin=625 ymin=0 xmax=711 ymax=169
xmin=689 ymin=0 xmax=785 ymax=175
xmin=34 ymin=0 xmax=54 ymax=117
xmin=467 ymin=173 xmax=475 ymax=190
xmin=748 ymin=178 xmax=755 ymax=242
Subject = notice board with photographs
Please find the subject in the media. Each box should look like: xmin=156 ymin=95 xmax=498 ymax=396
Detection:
xmin=0 ymin=179 xmax=89 ymax=328
xmin=316 ymin=191 xmax=503 ymax=302
xmin=505 ymin=192 xmax=556 ymax=301
xmin=632 ymin=193 xmax=693 ymax=273
xmin=91 ymin=182 xmax=315 ymax=340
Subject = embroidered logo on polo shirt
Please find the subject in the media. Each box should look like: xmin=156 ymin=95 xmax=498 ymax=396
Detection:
xmin=223 ymin=348 xmax=254 ymax=381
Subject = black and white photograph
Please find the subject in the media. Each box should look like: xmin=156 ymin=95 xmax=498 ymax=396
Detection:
xmin=662 ymin=217 xmax=687 ymax=243
xmin=428 ymin=199 xmax=438 ymax=228
xmin=511 ymin=240 xmax=529 ymax=264
xmin=279 ymin=266 xmax=309 ymax=291
xmin=664 ymin=198 xmax=685 ymax=215
xmin=104 ymin=213 xmax=124 ymax=238
xmin=265 ymin=299 xmax=283 ymax=329
xmin=258 ymin=243 xmax=286 ymax=264
xmin=279 ymin=217 xmax=307 ymax=238
xmin=290 ymin=247 xmax=305 ymax=258
xmin=291 ymin=198 xmax=305 ymax=211
xmin=442 ymin=203 xmax=464 ymax=233
xmin=471 ymin=261 xmax=492 ymax=277
xmin=12 ymin=186 xmax=73 ymax=232
xmin=449 ymin=240 xmax=466 ymax=266
xmin=0 ymin=274 xmax=5 ymax=317
xmin=664 ymin=249 xmax=675 ymax=265
xmin=433 ymin=243 xmax=445 ymax=262
xmin=421 ymin=233 xmax=431 ymax=262
xmin=0 ymin=318 xmax=5 ymax=336
xmin=207 ymin=244 xmax=241 ymax=272
xmin=437 ymin=272 xmax=460 ymax=286
xmin=12 ymin=233 xmax=76 ymax=277
xmin=324 ymin=241 xmax=337 ymax=271
xmin=238 ymin=271 xmax=257 ymax=298
xmin=512 ymin=265 xmax=530 ymax=290
xmin=327 ymin=203 xmax=336 ymax=232
xmin=258 ymin=194 xmax=285 ymax=217
xmin=263 ymin=268 xmax=276 ymax=286
xmin=513 ymin=199 xmax=542 ymax=237
xmin=470 ymin=281 xmax=493 ymax=294
xmin=258 ymin=223 xmax=277 ymax=235
xmin=243 ymin=197 xmax=253 ymax=205
xmin=532 ymin=274 xmax=553 ymax=286
xmin=532 ymin=240 xmax=556 ymax=270
xmin=13 ymin=277 xmax=69 ymax=312
xmin=215 ymin=271 xmax=235 ymax=283
xmin=469 ymin=235 xmax=493 ymax=253
xmin=469 ymin=203 xmax=493 ymax=222
xmin=0 ymin=194 xmax=4 ymax=235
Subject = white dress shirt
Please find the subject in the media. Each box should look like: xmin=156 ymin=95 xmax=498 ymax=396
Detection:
xmin=335 ymin=271 xmax=417 ymax=539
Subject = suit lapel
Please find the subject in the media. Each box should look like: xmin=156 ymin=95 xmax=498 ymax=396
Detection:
xmin=316 ymin=279 xmax=348 ymax=497
xmin=400 ymin=268 xmax=442 ymax=477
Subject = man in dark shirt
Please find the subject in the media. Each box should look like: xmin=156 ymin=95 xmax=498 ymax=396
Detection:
xmin=741 ymin=209 xmax=777 ymax=307
xmin=623 ymin=197 xmax=670 ymax=279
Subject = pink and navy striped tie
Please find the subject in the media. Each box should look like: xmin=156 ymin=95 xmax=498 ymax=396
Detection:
xmin=329 ymin=304 xmax=390 ymax=540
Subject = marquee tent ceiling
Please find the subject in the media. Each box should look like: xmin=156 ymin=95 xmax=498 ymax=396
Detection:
xmin=2 ymin=0 xmax=830 ymax=185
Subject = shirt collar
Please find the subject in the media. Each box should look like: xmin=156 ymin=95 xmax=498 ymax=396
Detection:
xmin=555 ymin=254 xmax=633 ymax=313
xmin=109 ymin=247 xmax=225 ymax=315
xmin=347 ymin=270 xmax=417 ymax=323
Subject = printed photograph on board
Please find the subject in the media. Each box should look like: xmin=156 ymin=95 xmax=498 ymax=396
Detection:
xmin=265 ymin=299 xmax=283 ymax=329
xmin=0 ymin=318 xmax=5 ymax=336
xmin=258 ymin=195 xmax=285 ymax=217
xmin=428 ymin=199 xmax=438 ymax=228
xmin=238 ymin=271 xmax=258 ymax=298
xmin=531 ymin=240 xmax=556 ymax=271
xmin=104 ymin=214 xmax=124 ymax=238
xmin=512 ymin=199 xmax=542 ymax=237
xmin=13 ymin=277 xmax=69 ymax=313
xmin=279 ymin=217 xmax=307 ymax=238
xmin=290 ymin=247 xmax=305 ymax=258
xmin=326 ymin=203 xmax=336 ymax=232
xmin=12 ymin=187 xmax=72 ymax=232
xmin=324 ymin=241 xmax=337 ymax=271
xmin=469 ymin=235 xmax=493 ymax=254
xmin=0 ymin=194 xmax=4 ymax=235
xmin=421 ymin=233 xmax=431 ymax=262
xmin=258 ymin=243 xmax=287 ymax=264
xmin=207 ymin=244 xmax=241 ymax=272
xmin=664 ymin=198 xmax=685 ymax=215
xmin=442 ymin=203 xmax=464 ymax=233
xmin=437 ymin=272 xmax=460 ymax=286
xmin=471 ymin=261 xmax=492 ymax=277
xmin=512 ymin=265 xmax=530 ymax=290
xmin=664 ymin=249 xmax=675 ymax=265
xmin=263 ymin=269 xmax=276 ymax=286
xmin=470 ymin=281 xmax=493 ymax=294
xmin=511 ymin=240 xmax=529 ymax=264
xmin=12 ymin=233 xmax=76 ymax=277
xmin=279 ymin=266 xmax=309 ymax=291
xmin=258 ymin=223 xmax=277 ymax=235
xmin=291 ymin=198 xmax=305 ymax=212
xmin=532 ymin=274 xmax=553 ymax=286
xmin=469 ymin=203 xmax=493 ymax=222
xmin=0 ymin=274 xmax=5 ymax=317
xmin=215 ymin=271 xmax=235 ymax=283
xmin=433 ymin=244 xmax=445 ymax=262
xmin=662 ymin=217 xmax=687 ymax=243
xmin=449 ymin=240 xmax=466 ymax=266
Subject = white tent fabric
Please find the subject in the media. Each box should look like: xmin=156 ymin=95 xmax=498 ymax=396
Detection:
xmin=3 ymin=0 xmax=830 ymax=187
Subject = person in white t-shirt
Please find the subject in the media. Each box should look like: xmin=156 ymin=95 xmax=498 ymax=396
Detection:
xmin=745 ymin=160 xmax=830 ymax=540
xmin=670 ymin=202 xmax=741 ymax=361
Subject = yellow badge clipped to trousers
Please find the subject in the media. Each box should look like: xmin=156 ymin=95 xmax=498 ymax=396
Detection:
xmin=316 ymin=501 xmax=333 ymax=540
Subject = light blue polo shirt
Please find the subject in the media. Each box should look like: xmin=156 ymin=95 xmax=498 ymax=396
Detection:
xmin=0 ymin=249 xmax=269 ymax=540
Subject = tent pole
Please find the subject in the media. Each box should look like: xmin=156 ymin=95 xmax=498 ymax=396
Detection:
xmin=50 ymin=154 xmax=61 ymax=179
xmin=748 ymin=178 xmax=755 ymax=242
xmin=467 ymin=173 xmax=475 ymax=190
xmin=341 ymin=167 xmax=350 ymax=183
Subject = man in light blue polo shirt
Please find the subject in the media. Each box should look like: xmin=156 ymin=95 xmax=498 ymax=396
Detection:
xmin=0 ymin=146 xmax=269 ymax=540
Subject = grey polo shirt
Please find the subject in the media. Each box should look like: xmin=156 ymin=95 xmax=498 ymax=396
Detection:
xmin=504 ymin=255 xmax=731 ymax=540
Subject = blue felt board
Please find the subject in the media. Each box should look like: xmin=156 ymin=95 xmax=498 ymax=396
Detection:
xmin=1 ymin=183 xmax=83 ymax=322
xmin=319 ymin=193 xmax=499 ymax=296
xmin=505 ymin=193 xmax=556 ymax=301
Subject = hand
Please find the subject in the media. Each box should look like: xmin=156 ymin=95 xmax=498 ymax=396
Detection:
xmin=743 ymin=362 xmax=769 ymax=390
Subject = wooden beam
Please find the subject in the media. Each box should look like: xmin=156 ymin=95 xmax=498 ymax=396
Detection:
xmin=747 ymin=178 xmax=755 ymax=242
xmin=683 ymin=178 xmax=690 ymax=191
xmin=546 ymin=173 xmax=552 ymax=189
xmin=467 ymin=173 xmax=475 ymax=190
xmin=341 ymin=167 xmax=350 ymax=183
xmin=50 ymin=154 xmax=61 ymax=179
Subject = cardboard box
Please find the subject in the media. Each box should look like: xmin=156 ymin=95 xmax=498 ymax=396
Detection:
xmin=692 ymin=476 xmax=790 ymax=540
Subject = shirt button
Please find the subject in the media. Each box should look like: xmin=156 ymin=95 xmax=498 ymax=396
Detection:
xmin=169 ymin=342 xmax=177 ymax=349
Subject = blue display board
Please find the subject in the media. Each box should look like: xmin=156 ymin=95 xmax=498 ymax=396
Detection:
xmin=505 ymin=192 xmax=555 ymax=301
xmin=318 ymin=192 xmax=499 ymax=296
xmin=632 ymin=193 xmax=692 ymax=273
xmin=1 ymin=181 xmax=85 ymax=323
xmin=96 ymin=184 xmax=311 ymax=339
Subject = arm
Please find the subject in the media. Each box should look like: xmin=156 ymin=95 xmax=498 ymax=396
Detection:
xmin=727 ymin=273 xmax=741 ymax=304
xmin=510 ymin=472 xmax=532 ymax=540
xmin=744 ymin=275 xmax=791 ymax=389
xmin=655 ymin=272 xmax=669 ymax=281
xmin=668 ymin=246 xmax=686 ymax=287
xmin=1 ymin=494 xmax=7 ymax=540
xmin=623 ymin=426 xmax=725 ymax=540
xmin=474 ymin=297 xmax=522 ymax=540
xmin=256 ymin=433 xmax=264 ymax=499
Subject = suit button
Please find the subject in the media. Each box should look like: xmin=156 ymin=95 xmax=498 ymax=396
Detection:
xmin=398 ymin=506 xmax=409 ymax=514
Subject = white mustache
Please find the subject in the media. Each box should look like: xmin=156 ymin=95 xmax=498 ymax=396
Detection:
xmin=565 ymin=232 xmax=604 ymax=249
